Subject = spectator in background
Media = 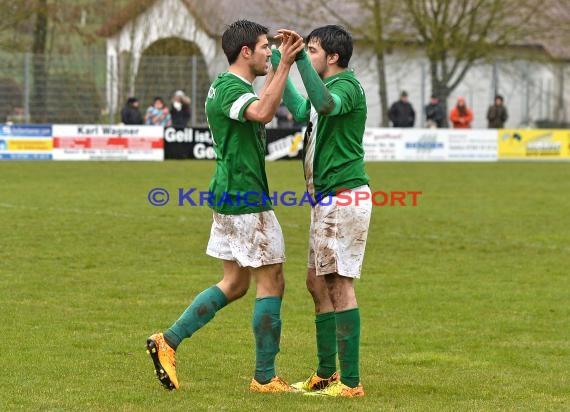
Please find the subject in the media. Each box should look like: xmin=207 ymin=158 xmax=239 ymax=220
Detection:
xmin=425 ymin=94 xmax=444 ymax=128
xmin=170 ymin=90 xmax=191 ymax=129
xmin=487 ymin=94 xmax=508 ymax=128
xmin=389 ymin=91 xmax=415 ymax=127
xmin=121 ymin=97 xmax=143 ymax=125
xmin=449 ymin=96 xmax=473 ymax=128
xmin=145 ymin=97 xmax=172 ymax=126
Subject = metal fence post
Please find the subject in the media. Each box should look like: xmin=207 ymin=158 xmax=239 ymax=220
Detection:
xmin=109 ymin=54 xmax=115 ymax=125
xmin=557 ymin=64 xmax=566 ymax=124
xmin=546 ymin=78 xmax=552 ymax=120
xmin=525 ymin=66 xmax=530 ymax=125
xmin=24 ymin=53 xmax=31 ymax=123
xmin=420 ymin=62 xmax=425 ymax=127
xmin=191 ymin=54 xmax=197 ymax=127
xmin=492 ymin=61 xmax=499 ymax=99
xmin=538 ymin=78 xmax=543 ymax=119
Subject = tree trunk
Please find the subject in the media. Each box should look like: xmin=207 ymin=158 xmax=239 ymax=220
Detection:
xmin=32 ymin=0 xmax=48 ymax=123
xmin=372 ymin=0 xmax=390 ymax=127
xmin=430 ymin=61 xmax=450 ymax=128
xmin=376 ymin=49 xmax=389 ymax=127
xmin=554 ymin=63 xmax=566 ymax=125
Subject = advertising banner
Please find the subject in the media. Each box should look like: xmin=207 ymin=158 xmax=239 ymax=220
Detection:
xmin=265 ymin=128 xmax=304 ymax=161
xmin=362 ymin=128 xmax=405 ymax=161
xmin=163 ymin=127 xmax=216 ymax=159
xmin=0 ymin=124 xmax=53 ymax=160
xmin=498 ymin=129 xmax=570 ymax=160
xmin=164 ymin=127 xmax=304 ymax=160
xmin=363 ymin=128 xmax=497 ymax=161
xmin=446 ymin=129 xmax=497 ymax=161
xmin=52 ymin=125 xmax=163 ymax=161
xmin=401 ymin=129 xmax=448 ymax=161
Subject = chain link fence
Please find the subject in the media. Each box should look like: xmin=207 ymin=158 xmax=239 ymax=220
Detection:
xmin=0 ymin=50 xmax=567 ymax=128
xmin=0 ymin=51 xmax=211 ymax=127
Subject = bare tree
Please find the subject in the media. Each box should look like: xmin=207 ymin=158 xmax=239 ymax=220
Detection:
xmin=541 ymin=1 xmax=570 ymax=125
xmin=31 ymin=0 xmax=48 ymax=122
xmin=402 ymin=0 xmax=550 ymax=126
xmin=265 ymin=0 xmax=567 ymax=127
xmin=312 ymin=0 xmax=403 ymax=126
xmin=264 ymin=0 xmax=403 ymax=127
xmin=0 ymin=1 xmax=35 ymax=51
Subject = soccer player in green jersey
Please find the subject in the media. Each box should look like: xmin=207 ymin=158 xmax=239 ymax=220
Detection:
xmin=146 ymin=20 xmax=304 ymax=393
xmin=272 ymin=25 xmax=371 ymax=397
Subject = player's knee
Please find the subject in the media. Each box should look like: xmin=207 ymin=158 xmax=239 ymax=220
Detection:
xmin=255 ymin=264 xmax=285 ymax=296
xmin=324 ymin=275 xmax=357 ymax=310
xmin=274 ymin=269 xmax=285 ymax=295
xmin=306 ymin=271 xmax=325 ymax=296
xmin=306 ymin=275 xmax=317 ymax=294
xmin=305 ymin=269 xmax=316 ymax=292
xmin=234 ymin=283 xmax=249 ymax=299
xmin=223 ymin=280 xmax=250 ymax=301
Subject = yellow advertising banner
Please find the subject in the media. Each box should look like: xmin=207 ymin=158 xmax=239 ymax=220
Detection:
xmin=498 ymin=129 xmax=570 ymax=159
xmin=7 ymin=138 xmax=53 ymax=152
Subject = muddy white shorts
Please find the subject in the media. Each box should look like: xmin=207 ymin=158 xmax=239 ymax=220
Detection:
xmin=308 ymin=185 xmax=372 ymax=278
xmin=206 ymin=210 xmax=285 ymax=268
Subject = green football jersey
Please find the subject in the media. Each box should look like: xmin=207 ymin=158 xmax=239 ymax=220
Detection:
xmin=205 ymin=72 xmax=272 ymax=214
xmin=303 ymin=70 xmax=370 ymax=199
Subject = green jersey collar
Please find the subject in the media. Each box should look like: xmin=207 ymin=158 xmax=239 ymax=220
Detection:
xmin=226 ymin=71 xmax=253 ymax=86
xmin=323 ymin=69 xmax=354 ymax=85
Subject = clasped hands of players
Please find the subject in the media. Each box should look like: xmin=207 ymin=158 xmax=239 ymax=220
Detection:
xmin=274 ymin=29 xmax=304 ymax=65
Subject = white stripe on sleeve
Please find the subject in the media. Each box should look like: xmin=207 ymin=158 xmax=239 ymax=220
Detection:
xmin=229 ymin=93 xmax=257 ymax=120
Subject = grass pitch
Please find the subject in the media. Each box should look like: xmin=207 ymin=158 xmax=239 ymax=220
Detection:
xmin=1 ymin=161 xmax=569 ymax=411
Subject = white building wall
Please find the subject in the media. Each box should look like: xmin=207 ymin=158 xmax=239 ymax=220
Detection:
xmin=104 ymin=0 xmax=569 ymax=128
xmin=347 ymin=48 xmax=562 ymax=129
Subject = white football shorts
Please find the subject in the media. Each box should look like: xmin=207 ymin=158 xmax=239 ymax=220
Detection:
xmin=206 ymin=210 xmax=285 ymax=268
xmin=308 ymin=185 xmax=372 ymax=278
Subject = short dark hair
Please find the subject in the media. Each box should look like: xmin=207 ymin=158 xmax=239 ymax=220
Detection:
xmin=495 ymin=94 xmax=504 ymax=102
xmin=222 ymin=20 xmax=269 ymax=64
xmin=306 ymin=25 xmax=353 ymax=68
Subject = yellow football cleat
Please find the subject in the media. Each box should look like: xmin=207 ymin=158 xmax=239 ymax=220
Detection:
xmin=146 ymin=333 xmax=179 ymax=390
xmin=249 ymin=376 xmax=295 ymax=393
xmin=304 ymin=380 xmax=365 ymax=397
xmin=291 ymin=371 xmax=339 ymax=392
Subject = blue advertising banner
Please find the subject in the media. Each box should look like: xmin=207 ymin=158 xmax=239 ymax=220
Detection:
xmin=0 ymin=125 xmax=53 ymax=160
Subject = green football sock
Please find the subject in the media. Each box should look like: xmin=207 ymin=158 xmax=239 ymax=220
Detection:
xmin=315 ymin=312 xmax=337 ymax=379
xmin=336 ymin=308 xmax=361 ymax=388
xmin=252 ymin=296 xmax=282 ymax=384
xmin=164 ymin=285 xmax=228 ymax=350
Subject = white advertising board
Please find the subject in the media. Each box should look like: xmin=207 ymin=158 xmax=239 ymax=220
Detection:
xmin=52 ymin=125 xmax=164 ymax=161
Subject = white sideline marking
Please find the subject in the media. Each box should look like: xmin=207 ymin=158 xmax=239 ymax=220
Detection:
xmin=0 ymin=202 xmax=159 ymax=220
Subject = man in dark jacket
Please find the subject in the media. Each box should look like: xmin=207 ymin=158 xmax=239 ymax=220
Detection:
xmin=487 ymin=94 xmax=508 ymax=128
xmin=425 ymin=94 xmax=445 ymax=128
xmin=170 ymin=90 xmax=191 ymax=129
xmin=121 ymin=97 xmax=143 ymax=125
xmin=389 ymin=91 xmax=415 ymax=127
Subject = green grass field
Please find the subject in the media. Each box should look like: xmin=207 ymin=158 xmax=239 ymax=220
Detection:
xmin=1 ymin=161 xmax=569 ymax=411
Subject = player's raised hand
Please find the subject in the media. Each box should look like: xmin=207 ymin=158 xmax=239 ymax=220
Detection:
xmin=275 ymin=29 xmax=304 ymax=65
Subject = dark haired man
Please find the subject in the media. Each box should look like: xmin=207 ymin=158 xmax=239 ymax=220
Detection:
xmin=120 ymin=97 xmax=143 ymax=125
xmin=146 ymin=20 xmax=304 ymax=393
xmin=425 ymin=94 xmax=444 ymax=128
xmin=272 ymin=25 xmax=370 ymax=397
xmin=487 ymin=94 xmax=508 ymax=128
xmin=389 ymin=90 xmax=415 ymax=127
